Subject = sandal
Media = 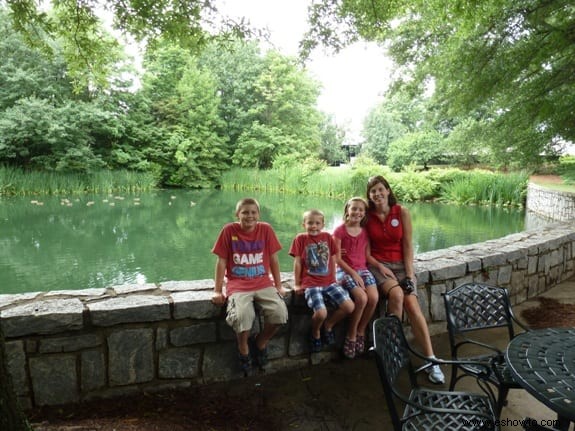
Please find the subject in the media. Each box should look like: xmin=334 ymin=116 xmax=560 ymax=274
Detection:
xmin=343 ymin=338 xmax=356 ymax=359
xmin=355 ymin=335 xmax=365 ymax=356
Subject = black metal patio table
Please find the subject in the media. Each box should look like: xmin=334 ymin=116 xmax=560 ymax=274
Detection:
xmin=505 ymin=327 xmax=575 ymax=431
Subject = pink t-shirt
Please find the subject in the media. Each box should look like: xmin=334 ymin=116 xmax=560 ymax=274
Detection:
xmin=289 ymin=231 xmax=337 ymax=289
xmin=332 ymin=224 xmax=370 ymax=271
xmin=211 ymin=222 xmax=281 ymax=296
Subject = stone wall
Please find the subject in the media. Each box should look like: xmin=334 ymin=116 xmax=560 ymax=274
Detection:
xmin=1 ymin=221 xmax=574 ymax=409
xmin=526 ymin=183 xmax=575 ymax=221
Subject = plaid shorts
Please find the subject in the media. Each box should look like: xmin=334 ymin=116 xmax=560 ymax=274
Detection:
xmin=336 ymin=268 xmax=377 ymax=291
xmin=304 ymin=283 xmax=351 ymax=312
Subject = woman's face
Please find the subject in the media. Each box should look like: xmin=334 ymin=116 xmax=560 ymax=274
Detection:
xmin=368 ymin=182 xmax=389 ymax=206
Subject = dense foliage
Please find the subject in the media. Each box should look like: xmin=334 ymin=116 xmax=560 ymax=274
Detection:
xmin=304 ymin=0 xmax=575 ymax=169
xmin=221 ymin=159 xmax=529 ymax=207
xmin=0 ymin=10 xmax=332 ymax=188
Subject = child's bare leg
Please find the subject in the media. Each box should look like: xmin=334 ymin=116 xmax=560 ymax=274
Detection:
xmin=357 ymin=286 xmax=378 ymax=336
xmin=324 ymin=299 xmax=355 ymax=332
xmin=255 ymin=323 xmax=280 ymax=349
xmin=311 ymin=308 xmax=327 ymax=339
xmin=236 ymin=330 xmax=250 ymax=355
xmin=347 ymin=288 xmax=367 ymax=340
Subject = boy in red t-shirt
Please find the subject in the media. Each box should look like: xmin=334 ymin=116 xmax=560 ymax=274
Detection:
xmin=212 ymin=198 xmax=288 ymax=375
xmin=289 ymin=209 xmax=354 ymax=353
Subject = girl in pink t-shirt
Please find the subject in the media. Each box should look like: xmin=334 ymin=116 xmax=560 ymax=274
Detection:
xmin=333 ymin=197 xmax=379 ymax=358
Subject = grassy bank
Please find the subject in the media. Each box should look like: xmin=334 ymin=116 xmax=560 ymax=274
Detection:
xmin=221 ymin=163 xmax=530 ymax=207
xmin=0 ymin=166 xmax=157 ymax=196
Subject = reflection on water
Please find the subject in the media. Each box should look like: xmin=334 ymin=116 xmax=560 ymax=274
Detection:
xmin=0 ymin=190 xmax=545 ymax=294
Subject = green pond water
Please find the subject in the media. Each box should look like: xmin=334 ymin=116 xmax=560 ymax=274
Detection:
xmin=0 ymin=189 xmax=539 ymax=294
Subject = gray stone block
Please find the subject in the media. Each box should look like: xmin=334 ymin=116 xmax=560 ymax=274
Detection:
xmin=39 ymin=333 xmax=102 ymax=353
xmin=172 ymin=290 xmax=221 ymax=319
xmin=111 ymin=283 xmax=158 ymax=294
xmin=81 ymin=349 xmax=106 ymax=392
xmin=160 ymin=280 xmax=213 ymax=292
xmin=202 ymin=342 xmax=243 ymax=382
xmin=6 ymin=340 xmax=28 ymax=396
xmin=158 ymin=347 xmax=201 ymax=379
xmin=88 ymin=295 xmax=170 ymax=326
xmin=170 ymin=322 xmax=217 ymax=346
xmin=0 ymin=298 xmax=84 ymax=337
xmin=108 ymin=328 xmax=154 ymax=386
xmin=29 ymin=354 xmax=78 ymax=406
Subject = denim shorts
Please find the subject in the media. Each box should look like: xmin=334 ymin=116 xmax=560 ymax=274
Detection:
xmin=304 ymin=283 xmax=351 ymax=312
xmin=336 ymin=268 xmax=377 ymax=291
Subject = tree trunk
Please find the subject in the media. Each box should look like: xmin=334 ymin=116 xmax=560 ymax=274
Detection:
xmin=0 ymin=324 xmax=32 ymax=431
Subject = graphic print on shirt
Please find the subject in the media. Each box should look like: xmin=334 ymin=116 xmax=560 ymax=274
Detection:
xmin=306 ymin=240 xmax=330 ymax=276
xmin=231 ymin=236 xmax=265 ymax=278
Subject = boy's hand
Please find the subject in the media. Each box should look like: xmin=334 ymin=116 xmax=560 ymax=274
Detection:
xmin=293 ymin=284 xmax=305 ymax=296
xmin=276 ymin=285 xmax=287 ymax=298
xmin=211 ymin=292 xmax=226 ymax=306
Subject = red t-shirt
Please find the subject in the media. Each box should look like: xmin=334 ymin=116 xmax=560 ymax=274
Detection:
xmin=365 ymin=204 xmax=404 ymax=262
xmin=211 ymin=222 xmax=281 ymax=296
xmin=289 ymin=231 xmax=337 ymax=288
xmin=332 ymin=224 xmax=370 ymax=271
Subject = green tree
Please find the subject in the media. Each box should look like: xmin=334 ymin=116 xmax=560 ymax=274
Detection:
xmin=4 ymin=0 xmax=254 ymax=89
xmin=361 ymin=104 xmax=406 ymax=165
xmin=139 ymin=43 xmax=227 ymax=186
xmin=305 ymin=0 xmax=575 ymax=168
xmin=198 ymin=40 xmax=265 ymax=155
xmin=233 ymin=51 xmax=322 ymax=167
xmin=0 ymin=98 xmax=120 ymax=172
xmin=387 ymin=129 xmax=446 ymax=172
xmin=318 ymin=113 xmax=347 ymax=166
xmin=361 ymin=87 xmax=429 ymax=164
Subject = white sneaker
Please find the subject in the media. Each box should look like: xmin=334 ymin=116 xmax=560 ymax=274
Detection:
xmin=426 ymin=364 xmax=445 ymax=384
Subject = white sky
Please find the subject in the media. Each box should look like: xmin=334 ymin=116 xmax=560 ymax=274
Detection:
xmin=219 ymin=0 xmax=394 ymax=143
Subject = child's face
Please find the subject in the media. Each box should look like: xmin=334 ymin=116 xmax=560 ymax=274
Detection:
xmin=236 ymin=204 xmax=260 ymax=231
xmin=303 ymin=215 xmax=324 ymax=236
xmin=346 ymin=201 xmax=366 ymax=224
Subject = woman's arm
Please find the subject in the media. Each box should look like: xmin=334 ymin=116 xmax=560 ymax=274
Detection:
xmin=400 ymin=206 xmax=416 ymax=280
xmin=366 ymin=242 xmax=396 ymax=279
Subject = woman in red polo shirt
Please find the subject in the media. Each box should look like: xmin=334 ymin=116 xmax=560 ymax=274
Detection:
xmin=365 ymin=175 xmax=445 ymax=384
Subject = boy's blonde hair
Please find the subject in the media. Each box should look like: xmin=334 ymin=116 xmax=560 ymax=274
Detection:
xmin=302 ymin=208 xmax=324 ymax=222
xmin=235 ymin=197 xmax=260 ymax=214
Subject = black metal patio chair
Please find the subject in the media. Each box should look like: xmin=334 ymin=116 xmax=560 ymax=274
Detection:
xmin=443 ymin=282 xmax=530 ymax=415
xmin=372 ymin=315 xmax=499 ymax=431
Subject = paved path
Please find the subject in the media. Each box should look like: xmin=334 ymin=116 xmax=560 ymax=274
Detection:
xmin=224 ymin=276 xmax=575 ymax=430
